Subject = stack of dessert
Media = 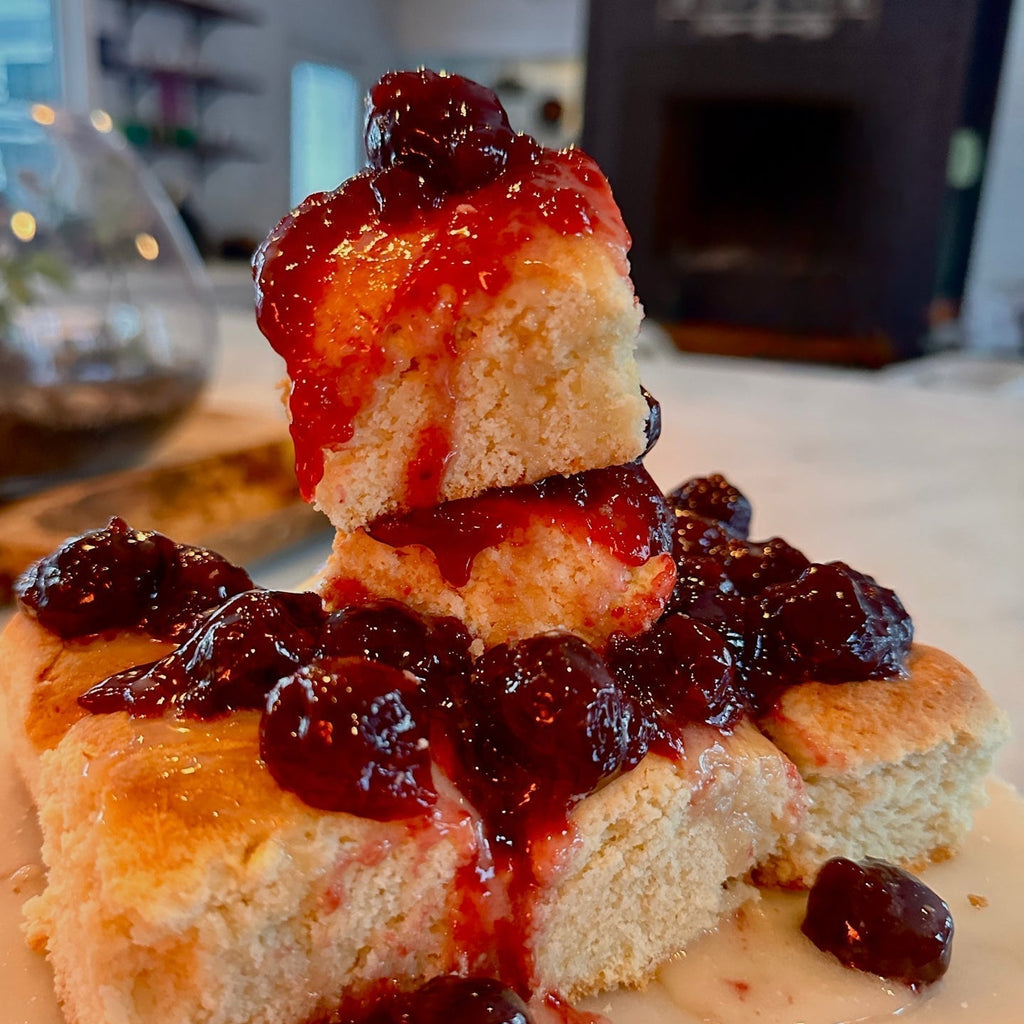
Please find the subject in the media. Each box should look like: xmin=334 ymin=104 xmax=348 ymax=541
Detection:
xmin=0 ymin=70 xmax=1008 ymax=1024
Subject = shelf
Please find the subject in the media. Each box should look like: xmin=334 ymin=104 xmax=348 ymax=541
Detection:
xmin=98 ymin=0 xmax=265 ymax=177
xmin=121 ymin=122 xmax=262 ymax=163
xmin=109 ymin=0 xmax=263 ymax=28
xmin=101 ymin=54 xmax=263 ymax=96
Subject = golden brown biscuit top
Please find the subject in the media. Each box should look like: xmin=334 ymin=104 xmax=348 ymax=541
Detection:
xmin=759 ymin=644 xmax=1010 ymax=774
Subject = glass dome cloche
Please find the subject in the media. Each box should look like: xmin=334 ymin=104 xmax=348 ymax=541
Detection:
xmin=0 ymin=103 xmax=217 ymax=498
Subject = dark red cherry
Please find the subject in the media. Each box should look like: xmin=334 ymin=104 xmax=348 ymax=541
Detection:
xmin=641 ymin=386 xmax=661 ymax=457
xmin=684 ymin=592 xmax=767 ymax=689
xmin=449 ymin=632 xmax=646 ymax=847
xmin=802 ymin=857 xmax=954 ymax=988
xmin=667 ymin=474 xmax=753 ymax=537
xmin=144 ymin=541 xmax=255 ymax=640
xmin=365 ymin=69 xmax=520 ymax=194
xmin=759 ymin=561 xmax=912 ymax=683
xmin=321 ymin=600 xmax=473 ymax=698
xmin=368 ymin=163 xmax=443 ymax=223
xmin=665 ymin=553 xmax=734 ymax=614
xmin=723 ymin=535 xmax=811 ymax=597
xmin=671 ymin=510 xmax=736 ymax=558
xmin=608 ymin=613 xmax=744 ymax=734
xmin=260 ymin=656 xmax=436 ymax=820
xmin=399 ymin=975 xmax=531 ymax=1024
xmin=323 ymin=977 xmax=533 ymax=1024
xmin=473 ymin=632 xmax=644 ymax=784
xmin=14 ymin=516 xmax=254 ymax=641
xmin=16 ymin=517 xmax=169 ymax=637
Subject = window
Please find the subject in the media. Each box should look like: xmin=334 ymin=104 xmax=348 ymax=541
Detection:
xmin=0 ymin=0 xmax=61 ymax=103
xmin=290 ymin=62 xmax=360 ymax=208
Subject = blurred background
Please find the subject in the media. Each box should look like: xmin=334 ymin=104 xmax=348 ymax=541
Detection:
xmin=2 ymin=0 xmax=1022 ymax=367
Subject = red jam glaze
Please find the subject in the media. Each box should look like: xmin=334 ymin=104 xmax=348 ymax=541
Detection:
xmin=253 ymin=141 xmax=629 ymax=504
xmin=364 ymin=462 xmax=674 ymax=588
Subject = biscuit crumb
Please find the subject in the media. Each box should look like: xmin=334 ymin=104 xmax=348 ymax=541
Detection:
xmin=968 ymin=893 xmax=989 ymax=908
xmin=7 ymin=863 xmax=43 ymax=895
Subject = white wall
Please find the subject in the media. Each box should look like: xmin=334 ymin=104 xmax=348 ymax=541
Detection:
xmin=387 ymin=0 xmax=584 ymax=62
xmin=962 ymin=0 xmax=1024 ymax=352
xmin=189 ymin=0 xmax=588 ymax=249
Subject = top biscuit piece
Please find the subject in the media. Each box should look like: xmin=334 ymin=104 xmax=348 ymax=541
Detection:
xmin=253 ymin=71 xmax=648 ymax=533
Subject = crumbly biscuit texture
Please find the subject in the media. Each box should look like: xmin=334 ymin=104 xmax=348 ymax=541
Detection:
xmin=319 ymin=521 xmax=676 ymax=650
xmin=3 ymin=620 xmax=805 ymax=1024
xmin=756 ymin=644 xmax=1010 ymax=887
xmin=25 ymin=711 xmax=477 ymax=1024
xmin=310 ymin=231 xmax=647 ymax=532
xmin=531 ymin=722 xmax=805 ymax=999
xmin=0 ymin=614 xmax=173 ymax=800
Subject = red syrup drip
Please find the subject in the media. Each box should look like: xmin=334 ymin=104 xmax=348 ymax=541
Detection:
xmin=407 ymin=423 xmax=454 ymax=510
xmin=430 ymin=731 xmax=555 ymax=1010
xmin=364 ymin=462 xmax=674 ymax=588
xmin=539 ymin=992 xmax=608 ymax=1024
xmin=253 ymin=145 xmax=630 ymax=504
xmin=420 ymin=630 xmax=652 ymax=1014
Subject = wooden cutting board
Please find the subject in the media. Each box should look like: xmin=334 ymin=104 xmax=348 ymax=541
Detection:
xmin=0 ymin=406 xmax=330 ymax=602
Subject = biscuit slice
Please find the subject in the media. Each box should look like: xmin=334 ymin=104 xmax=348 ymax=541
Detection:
xmin=755 ymin=644 xmax=1009 ymax=887
xmin=530 ymin=722 xmax=805 ymax=1000
xmin=318 ymin=463 xmax=677 ymax=650
xmin=255 ymin=148 xmax=647 ymax=534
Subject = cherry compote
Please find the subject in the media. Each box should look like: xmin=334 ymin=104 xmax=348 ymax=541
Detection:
xmin=667 ymin=473 xmax=753 ymax=537
xmin=15 ymin=517 xmax=253 ymax=640
xmin=322 ymin=599 xmax=473 ymax=697
xmin=665 ymin=554 xmax=735 ymax=616
xmin=641 ymin=386 xmax=661 ymax=457
xmin=396 ymin=975 xmax=531 ymax=1024
xmin=79 ymin=590 xmax=325 ymax=718
xmin=325 ymin=976 xmax=532 ymax=1024
xmin=758 ymin=561 xmax=912 ymax=683
xmin=366 ymin=462 xmax=674 ymax=588
xmin=681 ymin=592 xmax=773 ymax=709
xmin=671 ymin=510 xmax=737 ymax=559
xmin=450 ymin=632 xmax=646 ymax=847
xmin=260 ymin=656 xmax=436 ymax=820
xmin=255 ymin=71 xmax=628 ymax=503
xmin=666 ymin=494 xmax=809 ymax=607
xmin=724 ymin=535 xmax=811 ymax=598
xmin=802 ymin=856 xmax=954 ymax=988
xmin=366 ymin=69 xmax=533 ymax=203
xmin=658 ymin=475 xmax=913 ymax=699
xmin=145 ymin=541 xmax=256 ymax=641
xmin=608 ymin=613 xmax=744 ymax=741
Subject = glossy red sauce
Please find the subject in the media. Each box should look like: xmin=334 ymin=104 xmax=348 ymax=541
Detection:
xmin=253 ymin=146 xmax=629 ymax=504
xmin=364 ymin=462 xmax=674 ymax=588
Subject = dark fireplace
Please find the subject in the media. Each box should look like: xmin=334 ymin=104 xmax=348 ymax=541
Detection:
xmin=657 ymin=96 xmax=862 ymax=334
xmin=583 ymin=0 xmax=1008 ymax=362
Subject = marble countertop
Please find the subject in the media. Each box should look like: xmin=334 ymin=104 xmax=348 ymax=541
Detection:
xmin=211 ymin=310 xmax=1023 ymax=788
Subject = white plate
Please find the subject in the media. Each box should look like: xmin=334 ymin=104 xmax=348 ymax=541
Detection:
xmin=2 ymin=714 xmax=1022 ymax=1024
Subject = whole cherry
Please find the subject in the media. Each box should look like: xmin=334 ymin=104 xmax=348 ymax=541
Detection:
xmin=261 ymin=656 xmax=436 ymax=820
xmin=365 ymin=69 xmax=523 ymax=195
